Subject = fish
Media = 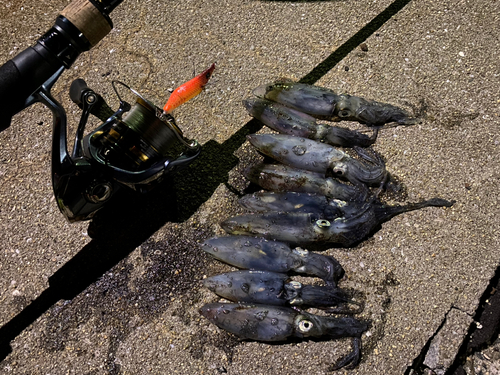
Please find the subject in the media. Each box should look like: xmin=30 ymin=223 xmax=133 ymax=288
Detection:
xmin=253 ymin=81 xmax=416 ymax=126
xmin=239 ymin=191 xmax=344 ymax=218
xmin=222 ymin=197 xmax=455 ymax=246
xmin=243 ymin=97 xmax=378 ymax=147
xmin=247 ymin=133 xmax=387 ymax=187
xmin=202 ymin=235 xmax=344 ymax=285
xmin=163 ymin=63 xmax=215 ymax=113
xmin=199 ymin=303 xmax=369 ymax=370
xmin=203 ymin=270 xmax=362 ymax=313
xmin=245 ymin=163 xmax=365 ymax=201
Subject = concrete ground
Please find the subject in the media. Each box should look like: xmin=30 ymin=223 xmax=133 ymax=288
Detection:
xmin=0 ymin=0 xmax=499 ymax=373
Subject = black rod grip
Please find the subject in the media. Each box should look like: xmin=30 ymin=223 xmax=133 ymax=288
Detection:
xmin=0 ymin=60 xmax=22 ymax=130
xmin=0 ymin=47 xmax=60 ymax=130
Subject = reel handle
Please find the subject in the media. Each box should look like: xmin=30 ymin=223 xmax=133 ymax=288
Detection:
xmin=70 ymin=78 xmax=93 ymax=106
xmin=70 ymin=78 xmax=115 ymax=121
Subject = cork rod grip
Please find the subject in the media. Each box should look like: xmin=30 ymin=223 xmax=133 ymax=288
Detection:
xmin=60 ymin=0 xmax=113 ymax=47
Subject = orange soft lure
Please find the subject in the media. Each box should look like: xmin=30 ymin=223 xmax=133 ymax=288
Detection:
xmin=163 ymin=63 xmax=216 ymax=114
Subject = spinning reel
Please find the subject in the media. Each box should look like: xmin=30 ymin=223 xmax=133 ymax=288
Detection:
xmin=53 ymin=77 xmax=201 ymax=222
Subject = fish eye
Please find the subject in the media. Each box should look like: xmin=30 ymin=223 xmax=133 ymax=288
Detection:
xmin=332 ymin=163 xmax=347 ymax=176
xmin=336 ymin=104 xmax=352 ymax=116
xmin=298 ymin=319 xmax=314 ymax=333
xmin=316 ymin=219 xmax=331 ymax=228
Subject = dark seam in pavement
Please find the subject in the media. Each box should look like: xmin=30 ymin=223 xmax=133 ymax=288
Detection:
xmin=404 ymin=305 xmax=456 ymax=375
xmin=446 ymin=263 xmax=500 ymax=375
xmin=299 ymin=0 xmax=414 ymax=85
xmin=449 ymin=305 xmax=474 ymax=317
xmin=0 ymin=0 xmax=415 ymax=365
xmin=405 ymin=269 xmax=500 ymax=375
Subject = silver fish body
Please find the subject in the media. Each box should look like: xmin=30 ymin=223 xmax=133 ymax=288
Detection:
xmin=253 ymin=82 xmax=341 ymax=120
xmin=199 ymin=303 xmax=367 ymax=340
xmin=248 ymin=133 xmax=345 ymax=174
xmin=199 ymin=303 xmax=368 ymax=370
xmin=203 ymin=270 xmax=289 ymax=305
xmin=221 ymin=211 xmax=366 ymax=246
xmin=243 ymin=98 xmax=319 ymax=138
xmin=239 ymin=191 xmax=343 ymax=218
xmin=201 ymin=235 xmax=344 ymax=285
xmin=203 ymin=270 xmax=359 ymax=312
xmin=243 ymin=97 xmax=377 ymax=147
xmin=245 ymin=163 xmax=363 ymax=201
xmin=222 ymin=198 xmax=455 ymax=246
xmin=200 ymin=303 xmax=299 ymax=341
xmin=247 ymin=133 xmax=386 ymax=187
xmin=253 ymin=81 xmax=415 ymax=126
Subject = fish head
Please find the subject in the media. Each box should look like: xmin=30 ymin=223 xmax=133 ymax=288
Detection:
xmin=243 ymin=98 xmax=261 ymax=116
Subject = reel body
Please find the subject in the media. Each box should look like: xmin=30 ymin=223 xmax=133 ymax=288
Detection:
xmin=54 ymin=79 xmax=201 ymax=222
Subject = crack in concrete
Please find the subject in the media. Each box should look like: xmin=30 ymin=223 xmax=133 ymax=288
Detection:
xmin=451 ymin=305 xmax=474 ymax=317
xmin=446 ymin=263 xmax=500 ymax=375
xmin=405 ymin=306 xmax=473 ymax=375
xmin=404 ymin=305 xmax=454 ymax=375
xmin=406 ymin=263 xmax=500 ymax=375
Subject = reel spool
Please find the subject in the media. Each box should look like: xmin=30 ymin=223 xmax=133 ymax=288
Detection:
xmin=87 ymin=81 xmax=199 ymax=176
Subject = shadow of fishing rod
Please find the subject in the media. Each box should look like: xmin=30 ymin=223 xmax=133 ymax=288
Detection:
xmin=300 ymin=0 xmax=413 ymax=84
xmin=0 ymin=0 xmax=413 ymax=362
